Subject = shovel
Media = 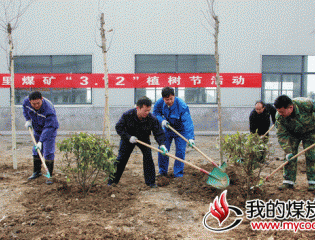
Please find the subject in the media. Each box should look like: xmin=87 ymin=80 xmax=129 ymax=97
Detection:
xmin=261 ymin=124 xmax=275 ymax=138
xmin=251 ymin=142 xmax=315 ymax=189
xmin=167 ymin=125 xmax=227 ymax=172
xmin=136 ymin=140 xmax=229 ymax=189
xmin=28 ymin=127 xmax=51 ymax=179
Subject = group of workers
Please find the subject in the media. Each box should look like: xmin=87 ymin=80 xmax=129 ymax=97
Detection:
xmin=23 ymin=88 xmax=315 ymax=192
xmin=249 ymin=96 xmax=315 ymax=191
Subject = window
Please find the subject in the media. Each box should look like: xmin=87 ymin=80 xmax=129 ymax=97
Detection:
xmin=262 ymin=55 xmax=315 ymax=103
xmin=14 ymin=55 xmax=92 ymax=105
xmin=134 ymin=54 xmax=216 ymax=104
xmin=304 ymin=56 xmax=315 ymax=100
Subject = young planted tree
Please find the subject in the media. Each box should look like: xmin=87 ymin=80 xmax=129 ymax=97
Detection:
xmin=222 ymin=132 xmax=273 ymax=199
xmin=58 ymin=132 xmax=116 ymax=196
xmin=98 ymin=11 xmax=114 ymax=142
xmin=0 ymin=0 xmax=33 ymax=169
xmin=203 ymin=0 xmax=223 ymax=164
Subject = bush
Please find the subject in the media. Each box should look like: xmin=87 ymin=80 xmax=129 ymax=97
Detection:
xmin=222 ymin=132 xmax=271 ymax=198
xmin=57 ymin=132 xmax=116 ymax=196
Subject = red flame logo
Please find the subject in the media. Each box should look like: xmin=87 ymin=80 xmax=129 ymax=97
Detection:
xmin=210 ymin=190 xmax=229 ymax=226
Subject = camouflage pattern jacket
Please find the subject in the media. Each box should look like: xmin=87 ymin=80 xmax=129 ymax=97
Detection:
xmin=276 ymin=97 xmax=315 ymax=154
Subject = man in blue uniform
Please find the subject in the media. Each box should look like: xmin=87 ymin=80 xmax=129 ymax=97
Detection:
xmin=108 ymin=96 xmax=167 ymax=188
xmin=153 ymin=87 xmax=195 ymax=178
xmin=23 ymin=91 xmax=59 ymax=184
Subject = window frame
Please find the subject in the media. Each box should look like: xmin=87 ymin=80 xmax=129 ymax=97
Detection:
xmin=134 ymin=54 xmax=217 ymax=104
xmin=261 ymin=55 xmax=315 ymax=103
xmin=13 ymin=54 xmax=93 ymax=105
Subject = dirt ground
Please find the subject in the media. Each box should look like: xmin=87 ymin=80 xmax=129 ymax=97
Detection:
xmin=1 ymin=134 xmax=315 ymax=239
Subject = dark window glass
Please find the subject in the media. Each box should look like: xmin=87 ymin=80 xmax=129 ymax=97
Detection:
xmin=14 ymin=55 xmax=92 ymax=105
xmin=262 ymin=55 xmax=309 ymax=103
xmin=134 ymin=54 xmax=216 ymax=104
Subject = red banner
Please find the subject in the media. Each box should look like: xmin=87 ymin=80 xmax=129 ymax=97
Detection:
xmin=0 ymin=73 xmax=261 ymax=88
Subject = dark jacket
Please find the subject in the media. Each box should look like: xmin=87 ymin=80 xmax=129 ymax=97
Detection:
xmin=249 ymin=103 xmax=276 ymax=135
xmin=115 ymin=108 xmax=165 ymax=146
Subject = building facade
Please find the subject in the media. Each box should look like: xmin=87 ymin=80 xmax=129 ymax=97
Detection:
xmin=0 ymin=0 xmax=314 ymax=134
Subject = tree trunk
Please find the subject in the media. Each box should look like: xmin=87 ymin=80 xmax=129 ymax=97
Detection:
xmin=100 ymin=13 xmax=111 ymax=142
xmin=8 ymin=23 xmax=17 ymax=169
xmin=213 ymin=15 xmax=223 ymax=165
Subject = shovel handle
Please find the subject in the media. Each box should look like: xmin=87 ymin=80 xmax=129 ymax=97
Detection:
xmin=266 ymin=142 xmax=315 ymax=181
xmin=28 ymin=127 xmax=50 ymax=175
xmin=136 ymin=140 xmax=210 ymax=175
xmin=261 ymin=124 xmax=275 ymax=138
xmin=167 ymin=125 xmax=219 ymax=168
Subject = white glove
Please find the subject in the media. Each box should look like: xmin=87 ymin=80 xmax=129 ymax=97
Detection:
xmin=188 ymin=139 xmax=195 ymax=147
xmin=25 ymin=120 xmax=32 ymax=129
xmin=34 ymin=141 xmax=42 ymax=151
xmin=285 ymin=153 xmax=294 ymax=162
xmin=159 ymin=145 xmax=168 ymax=155
xmin=162 ymin=120 xmax=169 ymax=128
xmin=129 ymin=136 xmax=138 ymax=144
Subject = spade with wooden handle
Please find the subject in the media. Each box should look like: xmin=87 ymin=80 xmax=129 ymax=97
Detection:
xmin=28 ymin=127 xmax=51 ymax=179
xmin=136 ymin=139 xmax=229 ymax=189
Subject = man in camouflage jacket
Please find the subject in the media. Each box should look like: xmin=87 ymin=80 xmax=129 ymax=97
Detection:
xmin=274 ymin=95 xmax=315 ymax=191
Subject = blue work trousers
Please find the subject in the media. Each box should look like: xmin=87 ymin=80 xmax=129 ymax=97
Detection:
xmin=32 ymin=132 xmax=57 ymax=160
xmin=158 ymin=131 xmax=187 ymax=177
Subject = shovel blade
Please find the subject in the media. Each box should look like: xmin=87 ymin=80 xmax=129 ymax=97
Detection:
xmin=219 ymin=162 xmax=228 ymax=172
xmin=44 ymin=171 xmax=51 ymax=179
xmin=250 ymin=178 xmax=264 ymax=190
xmin=206 ymin=167 xmax=230 ymax=189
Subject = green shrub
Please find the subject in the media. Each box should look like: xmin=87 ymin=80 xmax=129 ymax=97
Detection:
xmin=57 ymin=132 xmax=116 ymax=195
xmin=222 ymin=132 xmax=271 ymax=198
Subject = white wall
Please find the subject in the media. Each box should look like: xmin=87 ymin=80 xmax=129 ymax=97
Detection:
xmin=1 ymin=0 xmax=315 ymax=108
xmin=93 ymin=88 xmax=134 ymax=107
xmin=221 ymin=88 xmax=260 ymax=107
xmin=217 ymin=0 xmax=315 ymax=72
xmin=0 ymin=89 xmax=10 ymax=107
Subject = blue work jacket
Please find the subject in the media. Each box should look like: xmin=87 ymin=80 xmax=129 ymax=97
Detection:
xmin=23 ymin=97 xmax=59 ymax=142
xmin=153 ymin=97 xmax=194 ymax=140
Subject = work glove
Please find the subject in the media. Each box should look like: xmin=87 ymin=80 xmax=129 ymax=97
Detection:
xmin=34 ymin=142 xmax=42 ymax=151
xmin=161 ymin=120 xmax=169 ymax=129
xmin=285 ymin=153 xmax=294 ymax=162
xmin=129 ymin=136 xmax=138 ymax=144
xmin=188 ymin=139 xmax=195 ymax=148
xmin=24 ymin=120 xmax=32 ymax=129
xmin=159 ymin=145 xmax=168 ymax=156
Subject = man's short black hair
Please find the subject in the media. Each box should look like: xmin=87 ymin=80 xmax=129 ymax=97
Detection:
xmin=274 ymin=95 xmax=293 ymax=109
xmin=137 ymin=96 xmax=152 ymax=108
xmin=161 ymin=87 xmax=175 ymax=98
xmin=29 ymin=91 xmax=42 ymax=100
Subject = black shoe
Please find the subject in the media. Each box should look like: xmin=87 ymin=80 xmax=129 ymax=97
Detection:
xmin=28 ymin=172 xmax=42 ymax=180
xmin=45 ymin=160 xmax=54 ymax=177
xmin=157 ymin=173 xmax=168 ymax=178
xmin=107 ymin=182 xmax=117 ymax=187
xmin=149 ymin=184 xmax=157 ymax=188
xmin=278 ymin=183 xmax=294 ymax=190
xmin=107 ymin=179 xmax=117 ymax=187
xmin=29 ymin=156 xmax=42 ymax=180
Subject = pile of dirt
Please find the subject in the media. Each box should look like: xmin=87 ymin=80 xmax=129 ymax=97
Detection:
xmin=2 ymin=135 xmax=315 ymax=239
xmin=0 ymin=166 xmax=173 ymax=239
